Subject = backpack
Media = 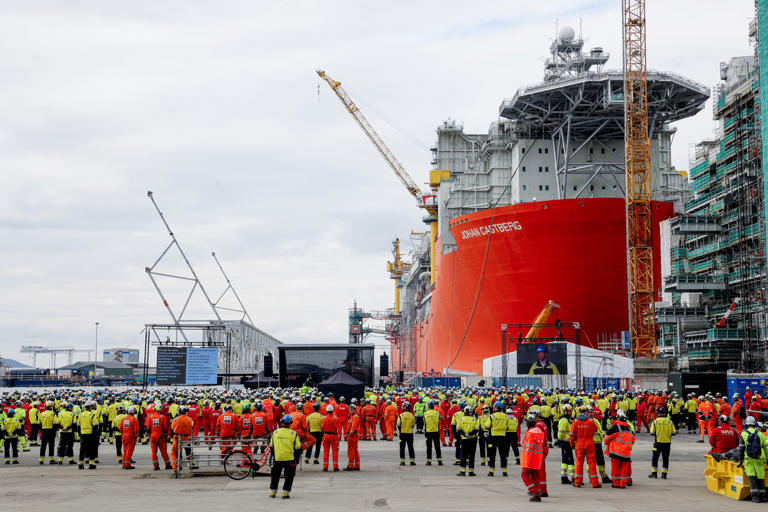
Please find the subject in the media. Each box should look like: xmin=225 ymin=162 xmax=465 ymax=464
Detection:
xmin=739 ymin=405 xmax=747 ymax=420
xmin=746 ymin=429 xmax=762 ymax=459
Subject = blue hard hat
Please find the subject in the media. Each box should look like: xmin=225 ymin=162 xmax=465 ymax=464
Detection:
xmin=281 ymin=414 xmax=293 ymax=424
xmin=8 ymin=409 xmax=15 ymax=416
xmin=536 ymin=345 xmax=547 ymax=353
xmin=494 ymin=401 xmax=503 ymax=409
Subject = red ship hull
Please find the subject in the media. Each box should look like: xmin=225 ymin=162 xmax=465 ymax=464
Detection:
xmin=392 ymin=198 xmax=674 ymax=375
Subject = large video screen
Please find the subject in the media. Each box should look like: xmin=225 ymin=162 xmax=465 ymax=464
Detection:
xmin=157 ymin=347 xmax=218 ymax=385
xmin=279 ymin=347 xmax=373 ymax=387
xmin=517 ymin=343 xmax=567 ymax=375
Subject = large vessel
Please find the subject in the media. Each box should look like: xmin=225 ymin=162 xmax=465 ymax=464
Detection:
xmin=391 ymin=27 xmax=710 ymax=375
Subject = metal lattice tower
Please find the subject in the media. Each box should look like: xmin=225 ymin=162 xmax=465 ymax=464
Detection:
xmin=623 ymin=0 xmax=657 ymax=358
xmin=145 ymin=191 xmax=222 ymax=342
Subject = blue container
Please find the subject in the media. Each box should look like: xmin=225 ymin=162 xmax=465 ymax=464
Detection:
xmin=583 ymin=377 xmax=620 ymax=392
xmin=727 ymin=377 xmax=767 ymax=403
xmin=492 ymin=376 xmax=542 ymax=388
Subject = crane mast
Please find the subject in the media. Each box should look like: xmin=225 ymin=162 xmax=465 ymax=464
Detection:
xmin=623 ymin=0 xmax=657 ymax=358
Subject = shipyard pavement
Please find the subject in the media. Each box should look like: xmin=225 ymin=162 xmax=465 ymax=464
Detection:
xmin=0 ymin=428 xmax=757 ymax=512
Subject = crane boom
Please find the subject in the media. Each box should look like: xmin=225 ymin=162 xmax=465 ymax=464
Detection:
xmin=623 ymin=0 xmax=657 ymax=358
xmin=316 ymin=69 xmax=425 ymax=202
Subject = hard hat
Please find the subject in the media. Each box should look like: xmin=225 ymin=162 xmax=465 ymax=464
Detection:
xmin=719 ymin=415 xmax=729 ymax=424
xmin=224 ymin=404 xmax=233 ymax=411
xmin=616 ymin=409 xmax=627 ymax=419
xmin=281 ymin=414 xmax=293 ymax=425
xmin=313 ymin=403 xmax=320 ymax=411
xmin=326 ymin=405 xmax=334 ymax=413
xmin=464 ymin=406 xmax=471 ymax=414
xmin=117 ymin=405 xmax=125 ymax=413
xmin=494 ymin=401 xmax=503 ymax=409
xmin=7 ymin=408 xmax=14 ymax=416
xmin=746 ymin=416 xmax=757 ymax=426
xmin=536 ymin=345 xmax=547 ymax=353
xmin=127 ymin=406 xmax=137 ymax=414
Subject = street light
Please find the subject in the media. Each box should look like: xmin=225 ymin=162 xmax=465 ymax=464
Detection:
xmin=95 ymin=322 xmax=100 ymax=363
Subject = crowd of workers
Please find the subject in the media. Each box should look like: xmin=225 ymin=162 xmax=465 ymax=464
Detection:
xmin=0 ymin=385 xmax=766 ymax=501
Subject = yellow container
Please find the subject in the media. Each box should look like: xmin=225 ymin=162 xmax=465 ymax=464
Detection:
xmin=704 ymin=455 xmax=768 ymax=500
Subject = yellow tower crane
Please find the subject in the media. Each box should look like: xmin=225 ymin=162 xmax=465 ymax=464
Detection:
xmin=317 ymin=69 xmax=449 ymax=293
xmin=386 ymin=238 xmax=411 ymax=314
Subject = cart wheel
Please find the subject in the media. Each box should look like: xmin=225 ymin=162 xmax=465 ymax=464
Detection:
xmin=224 ymin=450 xmax=253 ymax=480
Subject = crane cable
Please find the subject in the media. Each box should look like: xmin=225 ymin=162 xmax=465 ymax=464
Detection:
xmin=444 ymin=139 xmax=535 ymax=369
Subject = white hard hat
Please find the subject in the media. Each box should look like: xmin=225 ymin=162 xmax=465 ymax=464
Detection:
xmin=326 ymin=405 xmax=334 ymax=413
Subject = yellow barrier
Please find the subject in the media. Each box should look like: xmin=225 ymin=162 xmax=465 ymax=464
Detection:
xmin=704 ymin=455 xmax=768 ymax=500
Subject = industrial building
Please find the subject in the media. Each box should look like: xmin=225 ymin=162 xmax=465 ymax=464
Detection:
xmin=658 ymin=11 xmax=768 ymax=372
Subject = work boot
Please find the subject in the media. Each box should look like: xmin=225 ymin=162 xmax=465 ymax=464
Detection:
xmin=400 ymin=461 xmax=405 ymax=466
xmin=437 ymin=461 xmax=443 ymax=466
xmin=468 ymin=471 xmax=476 ymax=476
xmin=39 ymin=458 xmax=44 ymax=465
xmin=49 ymin=459 xmax=56 ymax=465
xmin=561 ymin=476 xmax=570 ymax=485
xmin=502 ymin=471 xmax=508 ymax=477
xmin=480 ymin=459 xmax=485 ymax=466
xmin=12 ymin=460 xmax=19 ymax=465
xmin=343 ymin=467 xmax=354 ymax=471
xmin=426 ymin=461 xmax=432 ymax=466
xmin=456 ymin=472 xmax=465 ymax=477
xmin=305 ymin=459 xmax=310 ymax=464
xmin=314 ymin=459 xmax=319 ymax=465
xmin=516 ymin=458 xmax=521 ymax=465
xmin=58 ymin=460 xmax=63 ymax=465
xmin=154 ymin=467 xmax=160 ymax=471
xmin=333 ymin=468 xmax=340 ymax=472
xmin=696 ymin=439 xmax=704 ymax=443
xmin=661 ymin=473 xmax=667 ymax=480
xmin=165 ymin=464 xmax=172 ymax=470
xmin=648 ymin=473 xmax=657 ymax=479
xmin=541 ymin=492 xmax=549 ymax=497
xmin=602 ymin=475 xmax=612 ymax=484
xmin=4 ymin=460 xmax=9 ymax=465
xmin=269 ymin=491 xmax=277 ymax=499
xmin=78 ymin=463 xmax=84 ymax=470
xmin=529 ymin=494 xmax=541 ymax=502
xmin=89 ymin=464 xmax=96 ymax=470
xmin=322 ymin=468 xmax=329 ymax=472
xmin=488 ymin=471 xmax=494 ymax=477
xmin=410 ymin=461 xmax=416 ymax=466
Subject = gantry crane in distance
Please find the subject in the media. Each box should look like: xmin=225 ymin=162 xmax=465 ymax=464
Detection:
xmin=317 ymin=69 xmax=449 ymax=289
xmin=623 ymin=0 xmax=657 ymax=358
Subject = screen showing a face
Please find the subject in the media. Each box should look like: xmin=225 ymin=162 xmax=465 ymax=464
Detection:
xmin=517 ymin=343 xmax=567 ymax=375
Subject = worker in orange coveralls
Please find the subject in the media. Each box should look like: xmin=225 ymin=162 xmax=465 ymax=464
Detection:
xmin=171 ymin=406 xmax=194 ymax=471
xmin=216 ymin=404 xmax=239 ymax=458
xmin=363 ymin=399 xmax=378 ymax=441
xmin=384 ymin=399 xmax=398 ymax=441
xmin=289 ymin=405 xmax=315 ymax=457
xmin=521 ymin=415 xmax=548 ymax=502
xmin=321 ymin=405 xmax=340 ymax=471
xmin=145 ymin=406 xmax=171 ymax=470
xmin=343 ymin=404 xmax=361 ymax=471
xmin=336 ymin=397 xmax=350 ymax=438
xmin=697 ymin=397 xmax=716 ymax=443
xmin=570 ymin=405 xmax=600 ymax=488
xmin=120 ymin=406 xmax=140 ymax=470
xmin=604 ymin=409 xmax=635 ymax=488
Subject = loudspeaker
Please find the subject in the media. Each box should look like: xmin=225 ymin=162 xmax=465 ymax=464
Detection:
xmin=264 ymin=354 xmax=273 ymax=377
xmin=380 ymin=354 xmax=389 ymax=377
xmin=397 ymin=370 xmax=404 ymax=382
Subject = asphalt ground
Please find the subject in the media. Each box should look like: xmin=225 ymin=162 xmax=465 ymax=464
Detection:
xmin=0 ymin=428 xmax=761 ymax=511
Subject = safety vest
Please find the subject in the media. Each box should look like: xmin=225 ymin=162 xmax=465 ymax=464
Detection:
xmin=58 ymin=411 xmax=75 ymax=433
xmin=489 ymin=412 xmax=508 ymax=436
xmin=607 ymin=425 xmax=635 ymax=459
xmin=651 ymin=416 xmax=675 ymax=443
xmin=270 ymin=427 xmax=300 ymax=461
xmin=557 ymin=416 xmax=572 ymax=441
xmin=397 ymin=412 xmax=415 ymax=434
xmin=520 ymin=426 xmax=546 ymax=469
xmin=306 ymin=412 xmax=323 ymax=433
xmin=40 ymin=410 xmax=56 ymax=429
xmin=457 ymin=415 xmax=478 ymax=439
xmin=424 ymin=409 xmax=440 ymax=433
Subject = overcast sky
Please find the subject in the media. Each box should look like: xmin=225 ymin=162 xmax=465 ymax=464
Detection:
xmin=0 ymin=1 xmax=756 ymax=367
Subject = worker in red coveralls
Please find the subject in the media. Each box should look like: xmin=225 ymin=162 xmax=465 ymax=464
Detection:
xmin=200 ymin=402 xmax=212 ymax=444
xmin=120 ymin=406 xmax=140 ymax=470
xmin=521 ymin=415 xmax=548 ymax=502
xmin=636 ymin=399 xmax=650 ymax=433
xmin=532 ymin=409 xmax=549 ymax=495
xmin=570 ymin=405 xmax=601 ymax=488
xmin=709 ymin=415 xmax=741 ymax=460
xmin=604 ymin=409 xmax=635 ymax=488
xmin=335 ymin=397 xmax=350 ymax=437
xmin=216 ymin=404 xmax=239 ymax=458
xmin=732 ymin=394 xmax=745 ymax=431
xmin=444 ymin=401 xmax=459 ymax=446
xmin=378 ymin=398 xmax=388 ymax=439
xmin=238 ymin=405 xmax=254 ymax=455
xmin=188 ymin=400 xmax=200 ymax=436
xmin=321 ymin=405 xmax=340 ymax=471
xmin=146 ymin=406 xmax=171 ymax=470
xmin=440 ymin=399 xmax=452 ymax=446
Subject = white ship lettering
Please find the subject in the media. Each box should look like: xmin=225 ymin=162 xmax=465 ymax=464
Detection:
xmin=461 ymin=221 xmax=522 ymax=239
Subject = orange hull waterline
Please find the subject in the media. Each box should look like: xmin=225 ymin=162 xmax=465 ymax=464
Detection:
xmin=391 ymin=198 xmax=673 ymax=375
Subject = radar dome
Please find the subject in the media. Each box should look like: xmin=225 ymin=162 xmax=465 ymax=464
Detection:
xmin=559 ymin=26 xmax=576 ymax=43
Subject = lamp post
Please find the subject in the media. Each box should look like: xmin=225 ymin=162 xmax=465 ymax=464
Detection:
xmin=95 ymin=322 xmax=100 ymax=363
